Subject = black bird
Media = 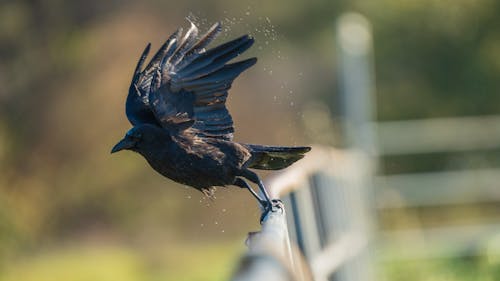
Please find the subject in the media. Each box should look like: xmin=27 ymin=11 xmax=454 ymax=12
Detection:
xmin=111 ymin=21 xmax=311 ymax=218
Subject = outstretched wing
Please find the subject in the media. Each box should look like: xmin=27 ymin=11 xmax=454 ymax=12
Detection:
xmin=125 ymin=28 xmax=182 ymax=127
xmin=125 ymin=21 xmax=256 ymax=141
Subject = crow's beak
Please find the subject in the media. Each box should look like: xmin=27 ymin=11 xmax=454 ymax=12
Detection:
xmin=111 ymin=137 xmax=135 ymax=153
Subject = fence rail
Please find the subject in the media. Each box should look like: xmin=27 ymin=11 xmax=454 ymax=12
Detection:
xmin=375 ymin=168 xmax=500 ymax=208
xmin=379 ymin=223 xmax=500 ymax=260
xmin=377 ymin=115 xmax=500 ymax=155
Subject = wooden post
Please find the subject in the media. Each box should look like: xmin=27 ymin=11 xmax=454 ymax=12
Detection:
xmin=334 ymin=12 xmax=377 ymax=281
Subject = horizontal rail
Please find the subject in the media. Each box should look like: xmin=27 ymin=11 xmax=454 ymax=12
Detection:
xmin=375 ymin=168 xmax=500 ymax=208
xmin=378 ymin=223 xmax=500 ymax=260
xmin=377 ymin=115 xmax=500 ymax=155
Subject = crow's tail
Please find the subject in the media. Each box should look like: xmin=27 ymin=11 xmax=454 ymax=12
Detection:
xmin=245 ymin=144 xmax=311 ymax=170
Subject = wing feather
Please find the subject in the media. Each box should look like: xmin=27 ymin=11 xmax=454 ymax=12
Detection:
xmin=176 ymin=22 xmax=222 ymax=71
xmin=168 ymin=21 xmax=199 ymax=68
xmin=124 ymin=21 xmax=256 ymax=140
xmin=176 ymin=35 xmax=254 ymax=79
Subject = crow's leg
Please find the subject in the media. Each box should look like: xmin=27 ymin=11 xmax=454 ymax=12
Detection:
xmin=241 ymin=170 xmax=272 ymax=206
xmin=241 ymin=170 xmax=282 ymax=222
xmin=233 ymin=178 xmax=267 ymax=208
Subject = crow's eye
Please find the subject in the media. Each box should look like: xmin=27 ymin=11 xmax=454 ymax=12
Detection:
xmin=130 ymin=133 xmax=142 ymax=141
xmin=126 ymin=131 xmax=141 ymax=141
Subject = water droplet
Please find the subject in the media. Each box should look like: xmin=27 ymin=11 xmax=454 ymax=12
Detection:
xmin=245 ymin=11 xmax=250 ymax=16
xmin=186 ymin=195 xmax=192 ymax=199
xmin=290 ymin=102 xmax=295 ymax=106
xmin=221 ymin=230 xmax=225 ymax=233
xmin=215 ymin=221 xmax=219 ymax=225
xmin=200 ymin=223 xmax=204 ymax=227
xmin=222 ymin=208 xmax=226 ymax=212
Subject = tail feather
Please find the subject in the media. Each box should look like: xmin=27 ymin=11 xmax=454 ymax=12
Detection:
xmin=245 ymin=144 xmax=311 ymax=170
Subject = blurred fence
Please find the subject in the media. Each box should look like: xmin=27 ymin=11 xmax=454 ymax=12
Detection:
xmin=335 ymin=9 xmax=500 ymax=267
xmin=376 ymin=114 xmax=500 ymax=261
xmin=273 ymin=147 xmax=375 ymax=281
xmin=231 ymin=147 xmax=375 ymax=281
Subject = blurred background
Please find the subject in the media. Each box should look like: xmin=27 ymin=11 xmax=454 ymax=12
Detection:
xmin=1 ymin=0 xmax=500 ymax=280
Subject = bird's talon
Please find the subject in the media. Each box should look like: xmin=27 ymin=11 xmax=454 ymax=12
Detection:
xmin=259 ymin=199 xmax=284 ymax=223
xmin=270 ymin=199 xmax=284 ymax=214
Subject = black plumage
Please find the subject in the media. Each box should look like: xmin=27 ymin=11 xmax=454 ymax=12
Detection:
xmin=112 ymin=21 xmax=311 ymax=218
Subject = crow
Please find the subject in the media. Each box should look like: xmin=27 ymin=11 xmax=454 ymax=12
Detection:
xmin=111 ymin=21 xmax=311 ymax=220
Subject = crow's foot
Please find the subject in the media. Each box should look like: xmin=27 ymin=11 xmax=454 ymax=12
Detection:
xmin=259 ymin=199 xmax=284 ymax=223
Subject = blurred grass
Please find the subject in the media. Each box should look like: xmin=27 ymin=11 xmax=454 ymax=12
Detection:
xmin=380 ymin=231 xmax=500 ymax=280
xmin=382 ymin=256 xmax=500 ymax=281
xmin=0 ymin=240 xmax=244 ymax=281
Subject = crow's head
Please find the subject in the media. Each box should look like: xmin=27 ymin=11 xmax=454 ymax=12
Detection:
xmin=111 ymin=124 xmax=167 ymax=154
